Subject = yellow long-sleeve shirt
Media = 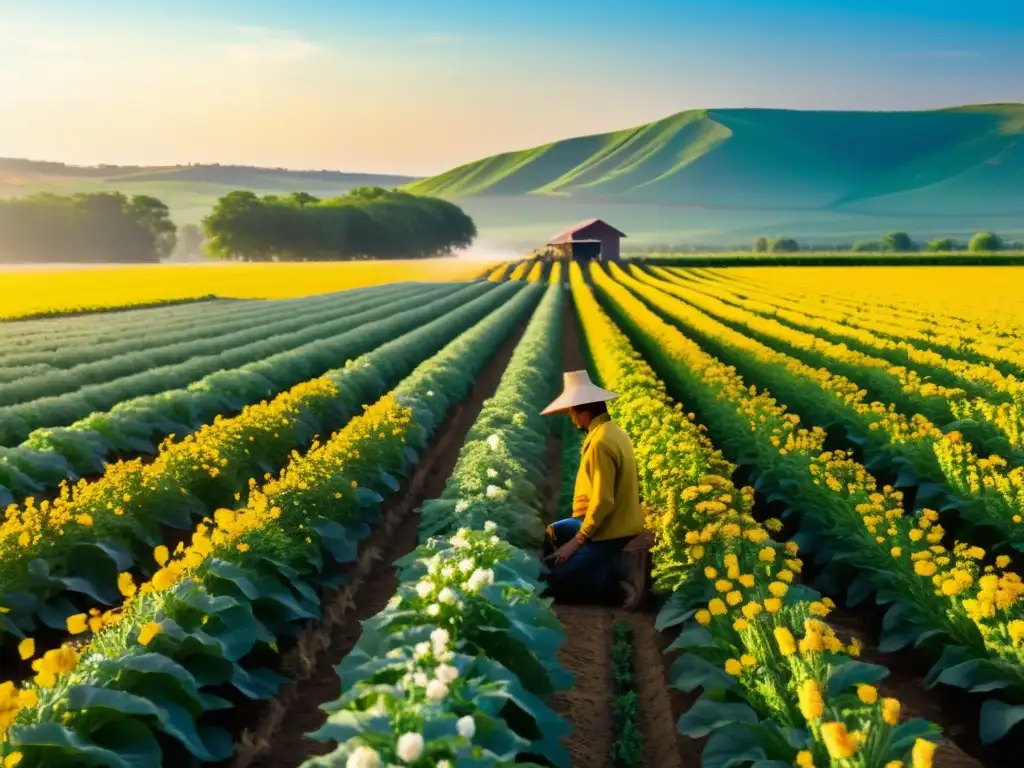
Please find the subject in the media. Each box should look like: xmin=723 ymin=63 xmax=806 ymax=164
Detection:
xmin=571 ymin=413 xmax=643 ymax=542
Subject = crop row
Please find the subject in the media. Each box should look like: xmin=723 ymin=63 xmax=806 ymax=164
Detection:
xmin=0 ymin=283 xmax=482 ymax=504
xmin=0 ymin=282 xmax=435 ymax=447
xmin=0 ymin=289 xmax=361 ymax=371
xmin=623 ymin=266 xmax=1024 ymax=564
xmin=303 ymin=281 xmax=573 ymax=766
xmin=0 ymin=282 xmax=542 ymax=766
xmin=572 ymin=262 xmax=942 ymax=765
xmin=597 ymin=261 xmax=1024 ymax=744
xmin=0 ymin=281 xmax=523 ymax=646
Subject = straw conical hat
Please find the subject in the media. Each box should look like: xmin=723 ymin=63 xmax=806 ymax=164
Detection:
xmin=540 ymin=370 xmax=618 ymax=416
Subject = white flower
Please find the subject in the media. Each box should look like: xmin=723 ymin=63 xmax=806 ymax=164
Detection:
xmin=486 ymin=434 xmax=501 ymax=451
xmin=484 ymin=520 xmax=498 ymax=533
xmin=457 ymin=715 xmax=476 ymax=739
xmin=450 ymin=533 xmax=470 ymax=549
xmin=427 ymin=603 xmax=441 ymax=616
xmin=455 ymin=499 xmax=470 ymax=513
xmin=438 ymin=587 xmax=457 ymax=604
xmin=486 ymin=468 xmax=498 ymax=478
xmin=437 ymin=648 xmax=454 ymax=662
xmin=386 ymin=649 xmax=404 ymax=659
xmin=485 ymin=484 xmax=502 ymax=499
xmin=437 ymin=762 xmax=453 ymax=768
xmin=346 ymin=745 xmax=381 ymax=768
xmin=386 ymin=595 xmax=402 ymax=610
xmin=466 ymin=568 xmax=494 ymax=592
xmin=412 ymin=671 xmax=428 ymax=687
xmin=425 ymin=679 xmax=449 ymax=701
xmin=415 ymin=581 xmax=433 ymax=599
xmin=430 ymin=628 xmax=450 ymax=650
xmin=435 ymin=663 xmax=459 ymax=683
xmin=396 ymin=732 xmax=424 ymax=763
xmin=441 ymin=566 xmax=455 ymax=580
xmin=490 ymin=535 xmax=499 ymax=544
xmin=427 ymin=390 xmax=434 ymax=397
xmin=458 ymin=558 xmax=476 ymax=574
xmin=414 ymin=641 xmax=431 ymax=659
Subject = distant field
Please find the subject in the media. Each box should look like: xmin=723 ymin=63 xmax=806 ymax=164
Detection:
xmin=0 ymin=259 xmax=494 ymax=320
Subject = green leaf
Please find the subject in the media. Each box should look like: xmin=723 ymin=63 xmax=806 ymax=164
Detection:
xmin=669 ymin=653 xmax=736 ymax=693
xmin=7 ymin=722 xmax=143 ymax=768
xmin=311 ymin=519 xmax=367 ymax=564
xmin=826 ymin=661 xmax=889 ymax=698
xmin=677 ymin=697 xmax=759 ymax=738
xmin=980 ymin=699 xmax=1024 ymax=744
xmin=307 ymin=710 xmax=393 ymax=744
xmin=64 ymin=685 xmax=216 ymax=761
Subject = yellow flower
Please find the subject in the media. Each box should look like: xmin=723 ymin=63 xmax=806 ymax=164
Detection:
xmin=740 ymin=653 xmax=756 ymax=667
xmin=742 ymin=602 xmax=763 ymax=620
xmin=774 ymin=627 xmax=797 ymax=656
xmin=117 ymin=572 xmax=137 ymax=598
xmin=695 ymin=609 xmax=711 ymax=626
xmin=881 ymin=697 xmax=901 ymax=725
xmin=820 ymin=722 xmax=858 ymax=759
xmin=733 ymin=618 xmax=749 ymax=631
xmin=17 ymin=638 xmax=34 ymax=660
xmin=891 ymin=547 xmax=902 ymax=558
xmin=759 ymin=547 xmax=776 ymax=562
xmin=138 ymin=622 xmax=162 ymax=646
xmin=725 ymin=658 xmax=743 ymax=676
xmin=911 ymin=738 xmax=936 ymax=768
xmin=996 ymin=555 xmax=1011 ymax=569
xmin=704 ymin=566 xmax=718 ymax=579
xmin=798 ymin=678 xmax=824 ymax=721
xmin=75 ymin=514 xmax=93 ymax=527
xmin=1008 ymin=620 xmax=1024 ymax=646
xmin=715 ymin=579 xmax=733 ymax=593
xmin=795 ymin=751 xmax=814 ymax=768
xmin=726 ymin=590 xmax=743 ymax=606
xmin=709 ymin=598 xmax=727 ymax=616
xmin=66 ymin=613 xmax=89 ymax=635
xmin=764 ymin=598 xmax=782 ymax=613
xmin=769 ymin=581 xmax=788 ymax=597
xmin=5 ymin=753 xmax=23 ymax=767
xmin=154 ymin=545 xmax=170 ymax=567
xmin=739 ymin=574 xmax=755 ymax=588
xmin=914 ymin=561 xmax=937 ymax=577
xmin=857 ymin=684 xmax=878 ymax=704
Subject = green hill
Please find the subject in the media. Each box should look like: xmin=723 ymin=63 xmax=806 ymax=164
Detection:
xmin=405 ymin=104 xmax=1024 ymax=245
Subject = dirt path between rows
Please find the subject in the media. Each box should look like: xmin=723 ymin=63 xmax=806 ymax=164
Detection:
xmin=549 ymin=284 xmax=696 ymax=768
xmin=232 ymin=318 xmax=529 ymax=768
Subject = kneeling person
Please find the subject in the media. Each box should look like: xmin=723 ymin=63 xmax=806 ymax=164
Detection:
xmin=540 ymin=370 xmax=645 ymax=604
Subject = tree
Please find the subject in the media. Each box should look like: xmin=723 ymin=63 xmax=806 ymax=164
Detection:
xmin=753 ymin=236 xmax=769 ymax=253
xmin=969 ymin=232 xmax=1002 ymax=252
xmin=128 ymin=195 xmax=177 ymax=259
xmin=881 ymin=231 xmax=914 ymax=252
xmin=926 ymin=237 xmax=957 ymax=252
xmin=769 ymin=237 xmax=800 ymax=253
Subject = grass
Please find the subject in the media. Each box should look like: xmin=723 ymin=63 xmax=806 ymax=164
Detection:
xmin=0 ymin=260 xmax=496 ymax=320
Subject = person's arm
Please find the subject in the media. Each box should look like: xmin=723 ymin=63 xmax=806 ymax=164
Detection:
xmin=576 ymin=443 xmax=617 ymax=542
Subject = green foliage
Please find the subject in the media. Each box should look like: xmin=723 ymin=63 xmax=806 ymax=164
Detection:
xmin=969 ymin=231 xmax=1003 ymax=252
xmin=852 ymin=240 xmax=881 ymax=252
xmin=880 ymin=231 xmax=914 ymax=252
xmin=0 ymin=192 xmax=176 ymax=263
xmin=202 ymin=187 xmax=476 ymax=261
xmin=927 ymin=237 xmax=958 ymax=252
xmin=419 ymin=284 xmax=561 ymax=549
xmin=753 ymin=236 xmax=769 ymax=253
xmin=610 ymin=621 xmax=643 ymax=767
xmin=769 ymin=237 xmax=800 ymax=253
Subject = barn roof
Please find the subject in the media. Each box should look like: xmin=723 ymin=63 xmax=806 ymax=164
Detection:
xmin=547 ymin=218 xmax=627 ymax=245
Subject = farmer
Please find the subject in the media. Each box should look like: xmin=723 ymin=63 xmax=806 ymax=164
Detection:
xmin=540 ymin=370 xmax=646 ymax=606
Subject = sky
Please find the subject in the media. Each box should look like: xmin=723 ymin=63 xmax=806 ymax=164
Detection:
xmin=0 ymin=0 xmax=1022 ymax=176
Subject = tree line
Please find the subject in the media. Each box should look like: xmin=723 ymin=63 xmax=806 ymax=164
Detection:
xmin=0 ymin=187 xmax=476 ymax=263
xmin=752 ymin=231 xmax=1017 ymax=254
xmin=201 ymin=187 xmax=476 ymax=261
xmin=0 ymin=193 xmax=176 ymax=263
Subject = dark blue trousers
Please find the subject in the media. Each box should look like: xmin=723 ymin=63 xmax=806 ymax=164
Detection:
xmin=542 ymin=517 xmax=628 ymax=603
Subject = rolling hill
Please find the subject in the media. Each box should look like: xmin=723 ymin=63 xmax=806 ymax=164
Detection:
xmin=405 ymin=104 xmax=1024 ymax=247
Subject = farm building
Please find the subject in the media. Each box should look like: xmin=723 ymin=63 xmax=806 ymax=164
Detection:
xmin=546 ymin=219 xmax=626 ymax=262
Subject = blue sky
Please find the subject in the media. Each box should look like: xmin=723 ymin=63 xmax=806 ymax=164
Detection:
xmin=0 ymin=0 xmax=1021 ymax=175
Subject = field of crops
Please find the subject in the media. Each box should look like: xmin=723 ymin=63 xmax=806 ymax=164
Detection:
xmin=3 ymin=258 xmax=1024 ymax=767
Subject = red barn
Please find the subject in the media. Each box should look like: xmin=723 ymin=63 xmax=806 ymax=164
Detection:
xmin=547 ymin=219 xmax=626 ymax=263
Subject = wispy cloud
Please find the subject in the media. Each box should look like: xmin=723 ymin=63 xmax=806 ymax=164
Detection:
xmin=222 ymin=27 xmax=324 ymax=64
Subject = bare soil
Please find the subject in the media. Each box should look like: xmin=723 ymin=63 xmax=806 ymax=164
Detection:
xmin=231 ymin=319 xmax=529 ymax=768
